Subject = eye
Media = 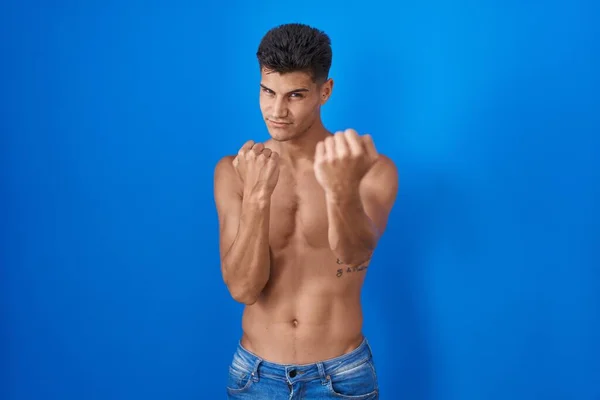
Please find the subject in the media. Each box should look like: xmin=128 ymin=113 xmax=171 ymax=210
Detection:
xmin=261 ymin=87 xmax=274 ymax=95
xmin=290 ymin=92 xmax=304 ymax=98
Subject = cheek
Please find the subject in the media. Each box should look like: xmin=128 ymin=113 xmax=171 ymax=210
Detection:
xmin=259 ymin=98 xmax=270 ymax=114
xmin=292 ymin=101 xmax=318 ymax=120
xmin=300 ymin=104 xmax=320 ymax=124
xmin=259 ymin=92 xmax=272 ymax=106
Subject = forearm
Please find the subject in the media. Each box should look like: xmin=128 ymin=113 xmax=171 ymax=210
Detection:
xmin=325 ymin=188 xmax=378 ymax=266
xmin=223 ymin=197 xmax=271 ymax=304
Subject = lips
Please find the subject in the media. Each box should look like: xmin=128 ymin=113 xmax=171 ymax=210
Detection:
xmin=268 ymin=120 xmax=291 ymax=127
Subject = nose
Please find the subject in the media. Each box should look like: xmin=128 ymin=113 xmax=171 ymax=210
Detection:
xmin=271 ymin=96 xmax=288 ymax=119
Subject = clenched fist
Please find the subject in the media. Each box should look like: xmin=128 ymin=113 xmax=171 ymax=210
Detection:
xmin=233 ymin=140 xmax=280 ymax=199
xmin=314 ymin=129 xmax=378 ymax=196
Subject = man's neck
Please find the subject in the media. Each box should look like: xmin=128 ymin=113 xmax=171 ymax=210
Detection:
xmin=268 ymin=123 xmax=331 ymax=166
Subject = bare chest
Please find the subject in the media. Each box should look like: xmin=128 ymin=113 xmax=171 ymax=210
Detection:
xmin=268 ymin=167 xmax=329 ymax=250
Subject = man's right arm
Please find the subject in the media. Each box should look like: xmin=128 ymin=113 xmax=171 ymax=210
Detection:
xmin=213 ymin=156 xmax=271 ymax=305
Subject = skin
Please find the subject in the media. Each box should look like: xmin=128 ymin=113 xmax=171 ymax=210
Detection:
xmin=213 ymin=67 xmax=399 ymax=364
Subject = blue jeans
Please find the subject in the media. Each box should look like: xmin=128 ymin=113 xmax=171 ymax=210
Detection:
xmin=226 ymin=337 xmax=379 ymax=399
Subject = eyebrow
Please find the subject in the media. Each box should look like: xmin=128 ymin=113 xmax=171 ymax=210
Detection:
xmin=260 ymin=84 xmax=310 ymax=94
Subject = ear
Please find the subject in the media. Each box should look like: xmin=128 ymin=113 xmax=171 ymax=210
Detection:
xmin=320 ymin=78 xmax=334 ymax=105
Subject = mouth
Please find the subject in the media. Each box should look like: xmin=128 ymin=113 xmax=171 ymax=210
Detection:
xmin=267 ymin=119 xmax=292 ymax=128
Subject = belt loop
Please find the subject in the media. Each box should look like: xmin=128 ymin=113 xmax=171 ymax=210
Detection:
xmin=317 ymin=362 xmax=328 ymax=385
xmin=251 ymin=358 xmax=262 ymax=382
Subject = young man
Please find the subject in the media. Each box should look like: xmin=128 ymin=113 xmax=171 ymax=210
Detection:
xmin=213 ymin=23 xmax=399 ymax=399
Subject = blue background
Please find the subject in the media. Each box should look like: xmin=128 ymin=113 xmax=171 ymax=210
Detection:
xmin=2 ymin=1 xmax=599 ymax=399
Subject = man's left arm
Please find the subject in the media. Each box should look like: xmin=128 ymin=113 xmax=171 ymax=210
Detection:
xmin=325 ymin=155 xmax=399 ymax=266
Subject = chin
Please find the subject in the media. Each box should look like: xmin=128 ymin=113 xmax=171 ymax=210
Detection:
xmin=267 ymin=128 xmax=297 ymax=142
xmin=269 ymin=134 xmax=295 ymax=142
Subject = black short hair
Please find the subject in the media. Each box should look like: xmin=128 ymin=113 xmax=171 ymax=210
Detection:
xmin=256 ymin=23 xmax=332 ymax=83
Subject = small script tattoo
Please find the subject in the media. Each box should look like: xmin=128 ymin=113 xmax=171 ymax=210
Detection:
xmin=336 ymin=264 xmax=369 ymax=277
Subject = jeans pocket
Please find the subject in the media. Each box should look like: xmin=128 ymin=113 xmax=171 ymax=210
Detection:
xmin=226 ymin=366 xmax=254 ymax=394
xmin=327 ymin=360 xmax=378 ymax=399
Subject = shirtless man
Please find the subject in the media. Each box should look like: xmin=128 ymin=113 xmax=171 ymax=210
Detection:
xmin=213 ymin=23 xmax=399 ymax=399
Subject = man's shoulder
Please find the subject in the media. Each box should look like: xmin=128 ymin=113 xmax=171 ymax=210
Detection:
xmin=214 ymin=154 xmax=237 ymax=177
xmin=215 ymin=154 xmax=236 ymax=169
xmin=374 ymin=153 xmax=397 ymax=168
xmin=360 ymin=153 xmax=399 ymax=207
xmin=214 ymin=155 xmax=242 ymax=193
xmin=365 ymin=153 xmax=399 ymax=184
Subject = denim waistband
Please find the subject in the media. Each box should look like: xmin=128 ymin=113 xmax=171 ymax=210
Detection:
xmin=231 ymin=337 xmax=373 ymax=384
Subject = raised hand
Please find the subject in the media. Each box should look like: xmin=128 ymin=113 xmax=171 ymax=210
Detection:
xmin=314 ymin=129 xmax=378 ymax=196
xmin=233 ymin=140 xmax=280 ymax=199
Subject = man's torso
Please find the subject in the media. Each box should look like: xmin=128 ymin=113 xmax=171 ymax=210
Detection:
xmin=239 ymin=147 xmax=368 ymax=364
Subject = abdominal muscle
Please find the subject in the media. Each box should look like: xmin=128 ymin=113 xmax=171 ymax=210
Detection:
xmin=239 ymin=247 xmax=367 ymax=365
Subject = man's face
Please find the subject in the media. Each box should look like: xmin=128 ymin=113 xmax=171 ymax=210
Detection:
xmin=259 ymin=68 xmax=332 ymax=141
